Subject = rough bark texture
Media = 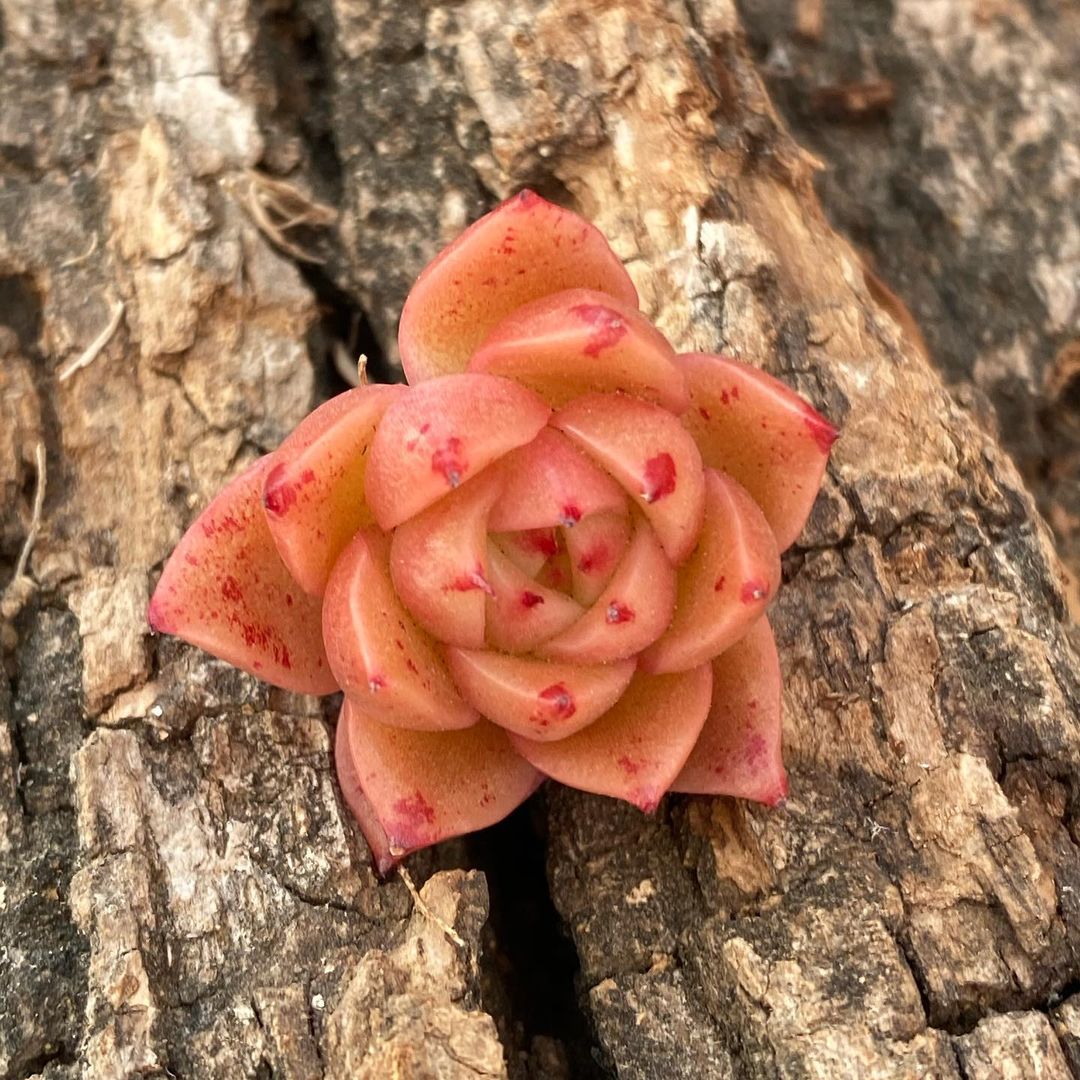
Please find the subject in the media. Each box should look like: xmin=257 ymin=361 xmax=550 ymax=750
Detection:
xmin=1 ymin=1 xmax=1078 ymax=1078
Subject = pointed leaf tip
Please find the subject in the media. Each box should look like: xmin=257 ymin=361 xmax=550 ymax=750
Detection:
xmin=150 ymin=457 xmax=337 ymax=695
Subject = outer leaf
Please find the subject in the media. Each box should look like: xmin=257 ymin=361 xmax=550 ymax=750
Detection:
xmin=468 ymin=288 xmax=688 ymax=411
xmin=553 ymin=393 xmax=706 ymax=565
xmin=399 ymin=190 xmax=638 ymax=383
xmin=537 ymin=515 xmax=676 ymax=664
xmin=148 ymin=457 xmax=337 ymax=694
xmin=365 ymin=373 xmax=549 ymax=530
xmin=676 ymin=352 xmax=838 ymax=551
xmin=445 ymin=648 xmax=636 ymax=741
xmin=640 ymin=470 xmax=780 ymax=674
xmin=262 ymin=383 xmax=406 ymax=596
xmin=322 ymin=528 xmax=478 ymax=731
xmin=389 ymin=466 xmax=504 ymax=649
xmin=671 ymin=617 xmax=787 ymax=805
xmin=509 ymin=665 xmax=712 ymax=812
xmin=336 ymin=700 xmax=543 ymax=869
xmin=488 ymin=428 xmax=627 ymax=532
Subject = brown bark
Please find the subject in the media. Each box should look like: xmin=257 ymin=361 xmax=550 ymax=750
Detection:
xmin=1 ymin=1 xmax=1078 ymax=1077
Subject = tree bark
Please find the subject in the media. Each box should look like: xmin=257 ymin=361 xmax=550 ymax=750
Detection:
xmin=1 ymin=1 xmax=1078 ymax=1078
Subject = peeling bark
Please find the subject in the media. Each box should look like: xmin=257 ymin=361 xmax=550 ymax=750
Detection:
xmin=1 ymin=0 xmax=1078 ymax=1077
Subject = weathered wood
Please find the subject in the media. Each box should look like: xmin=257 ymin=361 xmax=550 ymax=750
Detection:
xmin=1 ymin=0 xmax=1078 ymax=1077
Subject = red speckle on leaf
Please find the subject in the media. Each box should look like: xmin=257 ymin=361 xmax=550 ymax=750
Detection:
xmin=263 ymin=463 xmax=297 ymax=516
xmin=714 ymin=575 xmax=726 ymax=592
xmin=578 ymin=544 xmax=608 ymax=574
xmin=803 ymin=407 xmax=839 ymax=454
xmin=560 ymin=503 xmax=582 ymax=526
xmin=392 ymin=791 xmax=436 ymax=832
xmin=641 ymin=453 xmax=677 ymax=503
xmin=720 ymin=389 xmax=730 ymax=405
xmin=202 ymin=512 xmax=245 ymax=538
xmin=431 ymin=436 xmax=467 ymax=487
xmin=698 ymin=406 xmax=711 ymax=421
xmin=184 ymin=553 xmax=199 ymax=567
xmin=406 ymin=658 xmax=419 ymax=674
xmin=606 ymin=600 xmax=635 ymax=624
xmin=522 ymin=530 xmax=558 ymax=557
xmin=279 ymin=646 xmax=292 ymax=670
xmin=570 ymin=303 xmax=628 ymax=357
xmin=285 ymin=593 xmax=294 ymax=607
xmin=521 ymin=591 xmax=545 ymax=608
xmin=744 ymin=734 xmax=767 ymax=765
xmin=394 ymin=638 xmax=405 ymax=650
xmin=449 ymin=566 xmax=495 ymax=596
xmin=300 ymin=468 xmax=316 ymax=485
xmin=740 ymin=580 xmax=769 ymax=604
xmin=221 ymin=575 xmax=243 ymax=603
xmin=732 ymin=385 xmax=740 ymax=400
xmin=533 ymin=683 xmax=577 ymax=724
xmin=618 ymin=754 xmax=645 ymax=775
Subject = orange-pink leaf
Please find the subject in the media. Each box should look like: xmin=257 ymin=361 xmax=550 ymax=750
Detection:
xmin=468 ymin=288 xmax=688 ymax=411
xmin=640 ymin=470 xmax=780 ymax=674
xmin=677 ymin=352 xmax=837 ymax=551
xmin=553 ymin=393 xmax=706 ymax=565
xmin=509 ymin=665 xmax=712 ymax=811
xmin=389 ymin=467 xmax=504 ymax=649
xmin=399 ymin=190 xmax=638 ymax=383
xmin=148 ymin=457 xmax=336 ymax=694
xmin=322 ymin=528 xmax=478 ymax=731
xmin=445 ymin=648 xmax=636 ymax=741
xmin=484 ymin=542 xmax=583 ymax=653
xmin=488 ymin=427 xmax=627 ymax=532
xmin=671 ymin=617 xmax=787 ymax=805
xmin=336 ymin=699 xmax=543 ymax=869
xmin=262 ymin=384 xmax=406 ymax=596
xmin=537 ymin=515 xmax=676 ymax=664
xmin=365 ymin=374 xmax=549 ymax=531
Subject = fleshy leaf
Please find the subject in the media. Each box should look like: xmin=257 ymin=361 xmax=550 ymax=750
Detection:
xmin=509 ymin=665 xmax=712 ymax=812
xmin=564 ymin=510 xmax=632 ymax=606
xmin=148 ymin=457 xmax=337 ymax=694
xmin=677 ymin=352 xmax=837 ymax=551
xmin=322 ymin=528 xmax=478 ymax=731
xmin=365 ymin=373 xmax=549 ymax=531
xmin=389 ymin=466 xmax=504 ymax=649
xmin=468 ymin=288 xmax=688 ymax=411
xmin=334 ymin=717 xmax=397 ymax=876
xmin=671 ymin=617 xmax=787 ymax=805
xmin=262 ymin=384 xmax=406 ymax=596
xmin=493 ymin=528 xmax=559 ymax=578
xmin=336 ymin=699 xmax=543 ymax=869
xmin=553 ymin=393 xmax=706 ymax=565
xmin=488 ymin=427 xmax=627 ymax=532
xmin=445 ymin=648 xmax=636 ymax=741
xmin=640 ymin=470 xmax=780 ymax=674
xmin=399 ymin=190 xmax=638 ymax=383
xmin=538 ymin=515 xmax=676 ymax=664
xmin=484 ymin=542 xmax=583 ymax=653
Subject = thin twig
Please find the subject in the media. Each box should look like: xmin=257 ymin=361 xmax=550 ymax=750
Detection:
xmin=60 ymin=232 xmax=99 ymax=269
xmin=12 ymin=442 xmax=45 ymax=583
xmin=57 ymin=299 xmax=124 ymax=382
xmin=332 ymin=342 xmax=364 ymax=388
xmin=397 ymin=865 xmax=467 ymax=949
xmin=240 ymin=171 xmax=337 ymax=265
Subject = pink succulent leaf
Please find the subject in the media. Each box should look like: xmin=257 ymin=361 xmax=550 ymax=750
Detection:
xmin=399 ymin=190 xmax=638 ymax=383
xmin=553 ymin=392 xmax=706 ymax=565
xmin=262 ymin=383 xmax=406 ymax=597
xmin=322 ymin=527 xmax=479 ymax=731
xmin=483 ymin=541 xmax=584 ymax=654
xmin=337 ymin=699 xmax=543 ymax=867
xmin=509 ymin=665 xmax=713 ymax=812
xmin=365 ymin=373 xmax=549 ymax=531
xmin=564 ymin=510 xmax=632 ymax=606
xmin=671 ymin=616 xmax=787 ymax=805
xmin=445 ymin=648 xmax=636 ymax=742
xmin=677 ymin=352 xmax=838 ymax=551
xmin=488 ymin=427 xmax=628 ymax=532
xmin=148 ymin=457 xmax=337 ymax=694
xmin=537 ymin=514 xmax=676 ymax=664
xmin=468 ymin=287 xmax=688 ymax=412
xmin=388 ymin=464 xmax=505 ymax=649
xmin=640 ymin=469 xmax=781 ymax=674
xmin=334 ymin=716 xmax=397 ymax=876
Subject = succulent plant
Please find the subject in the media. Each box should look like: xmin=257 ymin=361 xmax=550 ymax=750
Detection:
xmin=149 ymin=191 xmax=837 ymax=873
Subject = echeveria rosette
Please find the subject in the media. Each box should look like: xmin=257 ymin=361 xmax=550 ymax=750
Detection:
xmin=149 ymin=190 xmax=837 ymax=874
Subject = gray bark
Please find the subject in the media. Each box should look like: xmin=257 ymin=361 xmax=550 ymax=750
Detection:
xmin=1 ymin=1 xmax=1078 ymax=1077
